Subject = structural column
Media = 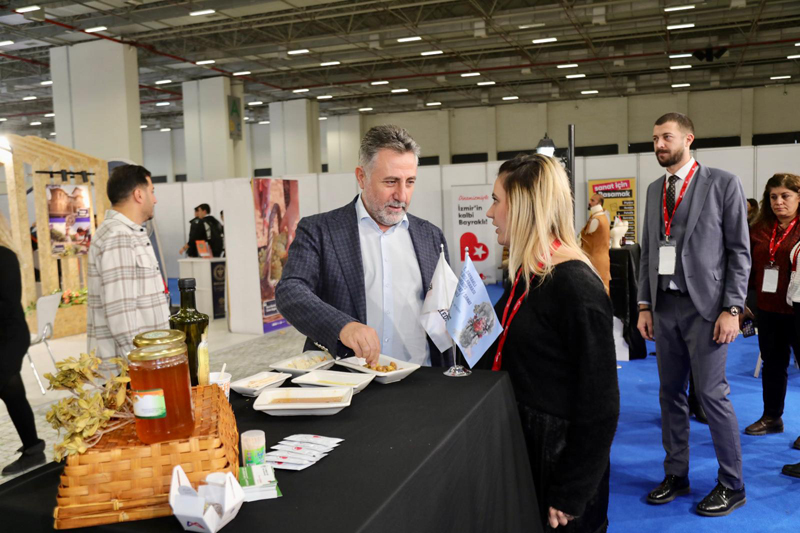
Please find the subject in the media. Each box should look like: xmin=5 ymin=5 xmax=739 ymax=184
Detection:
xmin=269 ymin=99 xmax=321 ymax=176
xmin=326 ymin=114 xmax=362 ymax=173
xmin=50 ymin=39 xmax=143 ymax=162
xmin=183 ymin=76 xmax=248 ymax=181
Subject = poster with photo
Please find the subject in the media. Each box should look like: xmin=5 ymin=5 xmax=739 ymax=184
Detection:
xmin=252 ymin=178 xmax=300 ymax=333
xmin=587 ymin=178 xmax=638 ymax=244
xmin=450 ymin=185 xmax=500 ymax=284
xmin=46 ymin=184 xmax=93 ymax=257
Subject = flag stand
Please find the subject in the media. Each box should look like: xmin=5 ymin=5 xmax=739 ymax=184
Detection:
xmin=443 ymin=246 xmax=474 ymax=378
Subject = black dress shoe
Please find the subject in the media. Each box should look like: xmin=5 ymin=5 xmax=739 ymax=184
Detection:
xmin=696 ymin=482 xmax=746 ymax=517
xmin=1 ymin=440 xmax=46 ymax=476
xmin=782 ymin=462 xmax=800 ymax=478
xmin=793 ymin=436 xmax=800 ymax=450
xmin=745 ymin=416 xmax=783 ymax=435
xmin=646 ymin=475 xmax=690 ymax=504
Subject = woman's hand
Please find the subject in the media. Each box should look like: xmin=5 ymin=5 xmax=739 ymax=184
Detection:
xmin=547 ymin=507 xmax=574 ymax=529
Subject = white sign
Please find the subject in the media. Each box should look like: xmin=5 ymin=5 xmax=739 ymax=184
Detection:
xmin=450 ymin=185 xmax=500 ymax=284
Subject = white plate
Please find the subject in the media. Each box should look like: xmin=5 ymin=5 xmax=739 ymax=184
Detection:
xmin=291 ymin=370 xmax=375 ymax=394
xmin=335 ymin=354 xmax=420 ymax=384
xmin=253 ymin=386 xmax=353 ymax=416
xmin=270 ymin=351 xmax=335 ymax=378
xmin=230 ymin=371 xmax=292 ymax=397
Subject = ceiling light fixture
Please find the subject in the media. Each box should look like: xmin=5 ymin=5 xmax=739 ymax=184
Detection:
xmin=664 ymin=4 xmax=695 ymax=12
xmin=44 ymin=113 xmax=54 ymax=117
xmin=426 ymin=102 xmax=441 ymax=106
xmin=293 ymin=88 xmax=309 ymax=93
xmin=391 ymin=88 xmax=409 ymax=93
xmin=667 ymin=23 xmax=695 ymax=30
xmin=196 ymin=59 xmax=215 ymax=65
xmin=581 ymin=90 xmax=599 ymax=94
xmin=140 ymin=125 xmax=148 ymax=129
xmin=190 ymin=9 xmax=215 ymax=16
xmin=477 ymin=81 xmax=496 ymax=86
xmin=0 ymin=41 xmax=14 ymax=46
xmin=30 ymin=121 xmax=41 ymax=126
xmin=788 ymin=54 xmax=800 ymax=60
xmin=160 ymin=128 xmax=171 ymax=132
xmin=421 ymin=50 xmax=443 ymax=56
xmin=49 ymin=132 xmax=56 ymax=136
xmin=23 ymin=96 xmax=36 ymax=101
xmin=288 ymin=49 xmax=310 ymax=55
xmin=669 ymin=53 xmax=693 ymax=58
xmin=502 ymin=96 xmax=519 ymax=101
xmin=359 ymin=107 xmax=373 ymax=112
xmin=244 ymin=117 xmax=251 ymax=121
xmin=519 ymin=23 xmax=545 ymax=29
xmin=317 ymin=95 xmax=333 ymax=99
xmin=771 ymin=75 xmax=792 ymax=80
xmin=0 ymin=118 xmax=6 ymax=122
xmin=461 ymin=72 xmax=481 ymax=77
xmin=320 ymin=61 xmax=340 ymax=66
xmin=397 ymin=36 xmax=422 ymax=42
xmin=259 ymin=120 xmax=270 ymax=124
xmin=670 ymin=64 xmax=692 ymax=69
xmin=233 ymin=71 xmax=251 ymax=76
xmin=557 ymin=63 xmax=578 ymax=69
xmin=566 ymin=73 xmax=586 ymax=79
xmin=155 ymin=79 xmax=171 ymax=85
xmin=319 ymin=117 xmax=327 ymax=120
xmin=85 ymin=26 xmax=107 ymax=33
xmin=40 ymin=80 xmax=53 ymax=86
xmin=371 ymin=81 xmax=389 ymax=85
xmin=248 ymin=101 xmax=264 ymax=105
xmin=15 ymin=6 xmax=41 ymax=14
xmin=532 ymin=37 xmax=557 ymax=44
xmin=671 ymin=83 xmax=691 ymax=88
xmin=155 ymin=102 xmax=170 ymax=106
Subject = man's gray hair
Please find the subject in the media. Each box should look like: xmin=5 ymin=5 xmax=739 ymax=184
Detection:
xmin=358 ymin=125 xmax=420 ymax=176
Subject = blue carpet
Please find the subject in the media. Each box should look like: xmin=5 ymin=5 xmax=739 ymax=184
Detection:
xmin=609 ymin=335 xmax=800 ymax=531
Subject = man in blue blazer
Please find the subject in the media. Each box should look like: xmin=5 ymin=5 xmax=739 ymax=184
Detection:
xmin=276 ymin=125 xmax=452 ymax=368
xmin=637 ymin=113 xmax=751 ymax=517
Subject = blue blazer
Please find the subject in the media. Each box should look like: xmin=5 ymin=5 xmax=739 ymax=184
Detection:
xmin=275 ymin=197 xmax=453 ymax=367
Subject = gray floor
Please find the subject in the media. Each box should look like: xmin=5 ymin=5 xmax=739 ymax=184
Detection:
xmin=0 ymin=321 xmax=307 ymax=485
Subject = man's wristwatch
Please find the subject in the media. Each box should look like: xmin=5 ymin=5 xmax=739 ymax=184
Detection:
xmin=638 ymin=305 xmax=651 ymax=312
xmin=724 ymin=306 xmax=741 ymax=316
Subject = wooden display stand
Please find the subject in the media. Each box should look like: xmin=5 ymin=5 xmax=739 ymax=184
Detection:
xmin=3 ymin=135 xmax=110 ymax=338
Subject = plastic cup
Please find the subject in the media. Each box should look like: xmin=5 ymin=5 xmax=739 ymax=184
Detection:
xmin=241 ymin=429 xmax=266 ymax=465
xmin=209 ymin=371 xmax=232 ymax=400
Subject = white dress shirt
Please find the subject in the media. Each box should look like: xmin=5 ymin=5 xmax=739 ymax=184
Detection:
xmin=356 ymin=195 xmax=431 ymax=366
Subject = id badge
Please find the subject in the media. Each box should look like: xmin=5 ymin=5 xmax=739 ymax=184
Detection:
xmin=762 ymin=266 xmax=779 ymax=293
xmin=658 ymin=242 xmax=677 ymax=276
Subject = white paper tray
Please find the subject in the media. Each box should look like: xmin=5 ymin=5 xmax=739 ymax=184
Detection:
xmin=230 ymin=371 xmax=292 ymax=397
xmin=253 ymin=386 xmax=353 ymax=416
xmin=270 ymin=351 xmax=335 ymax=378
xmin=291 ymin=369 xmax=375 ymax=394
xmin=335 ymin=354 xmax=420 ymax=384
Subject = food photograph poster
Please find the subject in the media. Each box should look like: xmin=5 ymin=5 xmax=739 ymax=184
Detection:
xmin=46 ymin=184 xmax=92 ymax=257
xmin=252 ymin=178 xmax=299 ymax=333
xmin=587 ymin=178 xmax=637 ymax=244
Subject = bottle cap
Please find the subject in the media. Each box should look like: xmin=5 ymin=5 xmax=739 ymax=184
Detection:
xmin=178 ymin=278 xmax=196 ymax=289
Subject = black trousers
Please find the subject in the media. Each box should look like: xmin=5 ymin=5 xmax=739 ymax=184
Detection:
xmin=757 ymin=308 xmax=800 ymax=418
xmin=0 ymin=373 xmax=39 ymax=449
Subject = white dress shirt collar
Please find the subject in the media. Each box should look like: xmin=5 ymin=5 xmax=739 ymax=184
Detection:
xmin=670 ymin=156 xmax=697 ymax=181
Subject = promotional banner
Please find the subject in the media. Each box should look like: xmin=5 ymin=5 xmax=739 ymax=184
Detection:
xmin=211 ymin=260 xmax=226 ymax=320
xmin=587 ymin=178 xmax=637 ymax=243
xmin=450 ymin=185 xmax=500 ymax=284
xmin=46 ymin=184 xmax=92 ymax=257
xmin=252 ymin=178 xmax=300 ymax=333
xmin=445 ymin=255 xmax=502 ymax=369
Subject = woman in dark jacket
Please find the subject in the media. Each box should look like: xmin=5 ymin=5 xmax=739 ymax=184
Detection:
xmin=484 ymin=154 xmax=620 ymax=532
xmin=0 ymin=215 xmax=46 ymax=476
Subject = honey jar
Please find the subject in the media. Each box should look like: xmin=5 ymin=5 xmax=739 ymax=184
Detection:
xmin=128 ymin=343 xmax=195 ymax=444
xmin=132 ymin=329 xmax=186 ymax=348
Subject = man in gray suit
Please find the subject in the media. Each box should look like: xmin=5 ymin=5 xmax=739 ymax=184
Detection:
xmin=276 ymin=125 xmax=452 ymax=368
xmin=637 ymin=112 xmax=751 ymax=516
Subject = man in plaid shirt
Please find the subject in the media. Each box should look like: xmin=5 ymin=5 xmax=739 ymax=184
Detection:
xmin=87 ymin=165 xmax=170 ymax=363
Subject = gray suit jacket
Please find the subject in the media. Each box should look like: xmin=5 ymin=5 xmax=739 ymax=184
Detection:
xmin=275 ymin=197 xmax=453 ymax=367
xmin=637 ymin=163 xmax=751 ymax=322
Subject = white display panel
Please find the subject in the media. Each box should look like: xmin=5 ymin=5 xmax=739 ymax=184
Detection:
xmin=286 ymin=173 xmax=320 ymax=219
xmin=318 ymin=172 xmax=359 ymax=213
xmin=152 ymin=183 xmax=185 ymax=280
xmin=408 ymin=165 xmax=443 ymax=230
xmin=441 ymin=162 xmax=489 ymax=272
xmin=696 ymin=146 xmax=756 ymax=199
xmin=637 ymin=152 xmax=666 ymax=241
xmin=755 ymin=144 xmax=800 ymax=199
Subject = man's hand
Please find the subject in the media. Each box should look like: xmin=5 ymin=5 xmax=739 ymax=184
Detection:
xmin=637 ymin=310 xmax=655 ymax=341
xmin=179 ymin=244 xmax=188 ymax=255
xmin=714 ymin=311 xmax=739 ymax=344
xmin=339 ymin=322 xmax=381 ymax=366
xmin=547 ymin=507 xmax=574 ymax=529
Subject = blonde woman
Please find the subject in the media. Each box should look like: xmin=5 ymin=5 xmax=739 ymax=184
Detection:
xmin=485 ymin=154 xmax=619 ymax=532
xmin=0 ymin=214 xmax=46 ymax=475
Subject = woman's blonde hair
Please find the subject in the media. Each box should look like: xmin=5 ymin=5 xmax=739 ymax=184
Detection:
xmin=498 ymin=153 xmax=593 ymax=293
xmin=0 ymin=212 xmax=18 ymax=255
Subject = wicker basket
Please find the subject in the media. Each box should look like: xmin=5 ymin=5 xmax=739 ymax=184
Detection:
xmin=53 ymin=385 xmax=239 ymax=530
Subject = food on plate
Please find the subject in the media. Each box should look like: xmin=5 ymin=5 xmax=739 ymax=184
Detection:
xmin=285 ymin=353 xmax=331 ymax=369
xmin=245 ymin=375 xmax=284 ymax=389
xmin=364 ymin=361 xmax=398 ymax=373
xmin=269 ymin=396 xmax=343 ymax=405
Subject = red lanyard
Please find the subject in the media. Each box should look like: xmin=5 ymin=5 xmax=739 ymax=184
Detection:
xmin=491 ymin=240 xmax=561 ymax=371
xmin=792 ymin=243 xmax=800 ymax=272
xmin=662 ymin=161 xmax=698 ymax=239
xmin=768 ymin=217 xmax=799 ymax=265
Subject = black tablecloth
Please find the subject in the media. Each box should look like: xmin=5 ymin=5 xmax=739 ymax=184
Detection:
xmin=609 ymin=244 xmax=647 ymax=359
xmin=0 ymin=368 xmax=541 ymax=533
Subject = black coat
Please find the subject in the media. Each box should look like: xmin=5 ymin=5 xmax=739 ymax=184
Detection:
xmin=0 ymin=246 xmax=31 ymax=378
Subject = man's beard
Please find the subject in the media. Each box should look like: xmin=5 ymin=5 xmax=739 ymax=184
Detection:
xmin=364 ymin=194 xmax=406 ymax=226
xmin=656 ymin=147 xmax=684 ymax=168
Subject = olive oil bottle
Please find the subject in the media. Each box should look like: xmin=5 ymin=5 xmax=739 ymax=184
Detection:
xmin=169 ymin=278 xmax=209 ymax=386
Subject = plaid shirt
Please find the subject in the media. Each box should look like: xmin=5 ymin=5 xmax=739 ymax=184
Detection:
xmin=87 ymin=209 xmax=170 ymax=362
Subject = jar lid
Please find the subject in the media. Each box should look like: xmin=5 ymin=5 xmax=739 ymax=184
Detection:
xmin=133 ymin=329 xmax=186 ymax=347
xmin=129 ymin=343 xmax=187 ymax=361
